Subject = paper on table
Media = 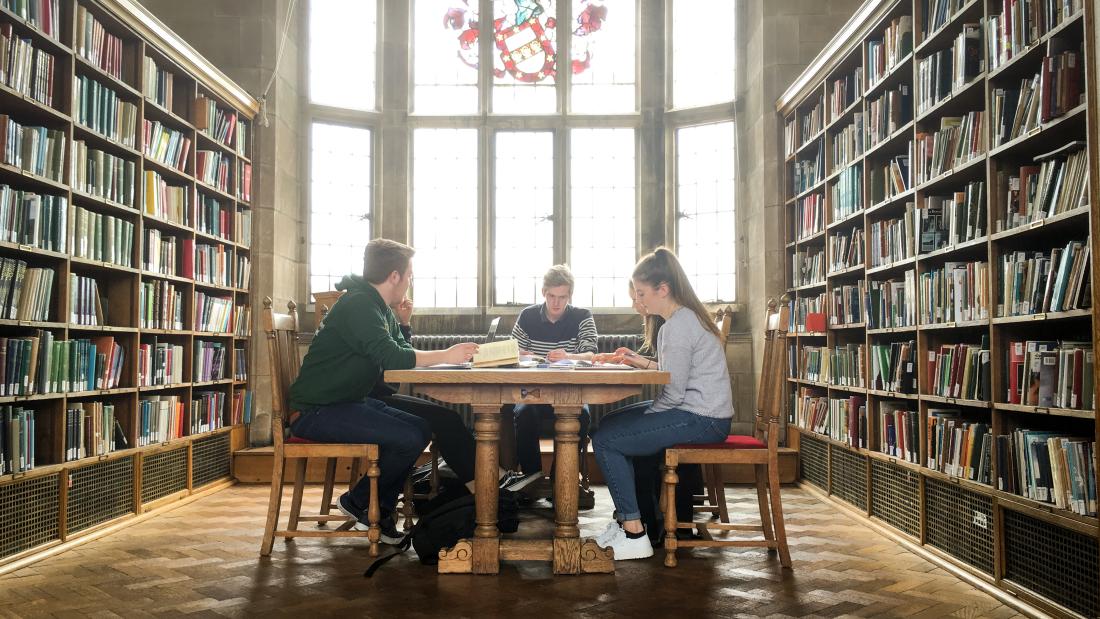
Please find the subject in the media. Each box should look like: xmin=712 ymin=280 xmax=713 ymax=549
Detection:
xmin=427 ymin=362 xmax=472 ymax=369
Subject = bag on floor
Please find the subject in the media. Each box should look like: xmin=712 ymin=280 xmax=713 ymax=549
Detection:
xmin=363 ymin=490 xmax=519 ymax=577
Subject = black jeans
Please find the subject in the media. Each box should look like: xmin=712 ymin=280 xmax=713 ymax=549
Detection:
xmin=376 ymin=392 xmax=477 ymax=484
xmin=513 ymin=403 xmax=591 ymax=476
xmin=290 ymin=398 xmax=430 ymax=513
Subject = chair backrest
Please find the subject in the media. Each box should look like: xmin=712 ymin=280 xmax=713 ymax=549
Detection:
xmin=754 ymin=297 xmax=790 ymax=448
xmin=263 ymin=297 xmax=301 ymax=450
xmin=715 ymin=306 xmax=733 ymax=340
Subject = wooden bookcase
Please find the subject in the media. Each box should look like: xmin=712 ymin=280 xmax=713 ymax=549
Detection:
xmin=0 ymin=0 xmax=256 ymax=570
xmin=779 ymin=1 xmax=1099 ymax=616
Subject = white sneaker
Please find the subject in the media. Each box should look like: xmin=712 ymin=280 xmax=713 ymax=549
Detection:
xmin=605 ymin=528 xmax=655 ymax=561
xmin=595 ymin=521 xmax=621 ymax=547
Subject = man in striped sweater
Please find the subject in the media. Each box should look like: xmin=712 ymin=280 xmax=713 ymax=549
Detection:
xmin=509 ymin=265 xmax=598 ymax=493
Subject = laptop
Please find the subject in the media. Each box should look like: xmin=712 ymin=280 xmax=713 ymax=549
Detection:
xmin=485 ymin=316 xmax=501 ymax=343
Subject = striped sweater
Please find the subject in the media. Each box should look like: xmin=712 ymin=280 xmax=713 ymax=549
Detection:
xmin=511 ymin=304 xmax=598 ymax=356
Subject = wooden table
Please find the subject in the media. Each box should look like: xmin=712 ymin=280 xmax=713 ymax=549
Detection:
xmin=384 ymin=368 xmax=669 ymax=575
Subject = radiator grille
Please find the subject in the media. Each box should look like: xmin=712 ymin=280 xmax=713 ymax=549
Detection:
xmin=192 ymin=434 xmax=231 ymax=488
xmin=830 ymin=446 xmax=867 ymax=511
xmin=0 ymin=474 xmax=59 ymax=560
xmin=800 ymin=433 xmax=828 ymax=490
xmin=923 ymin=477 xmax=994 ymax=574
xmin=141 ymin=448 xmax=188 ymax=504
xmin=1004 ymin=509 xmax=1099 ymax=618
xmin=67 ymin=457 xmax=134 ymax=534
xmin=870 ymin=459 xmax=920 ymax=537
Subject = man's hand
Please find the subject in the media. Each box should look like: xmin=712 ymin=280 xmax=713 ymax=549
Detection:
xmin=443 ymin=342 xmax=479 ymax=364
xmin=395 ymin=297 xmax=414 ymax=326
xmin=547 ymin=349 xmax=568 ymax=362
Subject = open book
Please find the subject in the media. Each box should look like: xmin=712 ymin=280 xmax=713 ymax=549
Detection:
xmin=472 ymin=338 xmax=519 ymax=368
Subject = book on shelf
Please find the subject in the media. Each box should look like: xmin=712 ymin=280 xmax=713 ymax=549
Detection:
xmin=72 ymin=140 xmax=136 ymax=207
xmin=142 ymin=120 xmax=191 ymax=172
xmin=829 ymin=67 xmax=862 ymax=118
xmin=830 ymin=281 xmax=865 ymax=325
xmin=73 ymin=205 xmax=133 ymax=266
xmin=138 ymin=395 xmax=184 ymax=445
xmin=236 ymin=120 xmax=249 ymax=157
xmin=918 ymin=180 xmax=986 ymax=252
xmin=994 ymin=142 xmax=1089 ymax=231
xmin=831 ymin=115 xmax=864 ymax=173
xmin=0 ymin=334 xmax=123 ymax=394
xmin=0 ymin=258 xmax=53 ymax=321
xmin=0 ymin=184 xmax=67 ymax=251
xmin=792 ymin=249 xmax=825 ymax=288
xmin=828 ymin=395 xmax=867 ymax=447
xmin=193 ymin=95 xmax=237 ymax=147
xmin=198 ymin=194 xmax=232 ymax=241
xmin=75 ymin=4 xmax=123 ymax=80
xmin=139 ymin=279 xmax=182 ymax=330
xmin=0 ymin=114 xmax=65 ymax=181
xmin=235 ymin=208 xmax=252 ymax=248
xmin=68 ymin=273 xmax=103 ymax=326
xmin=866 ymin=16 xmax=912 ymax=86
xmin=869 ymin=203 xmax=916 ymax=267
xmin=196 ymin=149 xmax=231 ymax=193
xmin=913 ymin=111 xmax=984 ymax=183
xmin=830 ymin=165 xmax=862 ymax=221
xmin=997 ymin=239 xmax=1090 ymax=317
xmin=236 ymin=255 xmax=250 ymax=289
xmin=992 ymin=73 xmax=1039 ymax=146
xmin=191 ymin=390 xmax=226 ymax=434
xmin=65 ymin=401 xmax=115 ymax=461
xmin=928 ymin=338 xmax=992 ymax=400
xmin=799 ymin=96 xmax=824 ymax=144
xmin=1005 ymin=339 xmax=1094 ymax=409
xmin=233 ymin=304 xmax=251 ymax=337
xmin=233 ymin=347 xmax=247 ymax=381
xmin=997 ymin=430 xmax=1096 ymax=516
xmin=987 ymin=3 xmax=1085 ymax=72
xmin=193 ymin=340 xmax=226 ymax=382
xmin=143 ymin=170 xmax=192 ymax=226
xmin=792 ymin=150 xmax=823 ymax=194
xmin=138 ymin=338 xmax=184 ymax=386
xmin=0 ymin=405 xmax=34 ymax=473
xmin=142 ymin=228 xmax=179 ymax=276
xmin=879 ymin=401 xmax=919 ymax=463
xmin=830 ymin=343 xmax=865 ymax=387
xmin=142 ymin=56 xmax=173 ymax=109
xmin=231 ymin=389 xmax=253 ymax=425
xmin=194 ymin=292 xmax=232 ymax=333
xmin=193 ymin=242 xmax=229 ymax=286
xmin=795 ymin=388 xmax=828 ymax=434
xmin=471 ymin=338 xmax=519 ymax=368
xmin=920 ymin=0 xmax=966 ymax=39
xmin=0 ymin=24 xmax=56 ymax=107
xmin=867 ymin=86 xmax=912 ymax=147
xmin=927 ymin=410 xmax=992 ymax=483
xmin=869 ymin=147 xmax=911 ymax=204
xmin=828 ymin=227 xmax=864 ymax=272
xmin=918 ymin=260 xmax=989 ymax=324
xmin=789 ymin=293 xmax=826 ymax=333
xmin=237 ymin=161 xmax=252 ymax=202
xmin=74 ymin=75 xmax=137 ymax=148
xmin=794 ymin=194 xmax=824 ymax=240
xmin=1 ymin=0 xmax=59 ymax=39
xmin=870 ymin=340 xmax=917 ymax=393
xmin=916 ymin=48 xmax=953 ymax=113
xmin=784 ymin=118 xmax=797 ymax=157
xmin=866 ymin=270 xmax=917 ymax=329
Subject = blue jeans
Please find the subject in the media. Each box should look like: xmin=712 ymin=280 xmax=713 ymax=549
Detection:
xmin=514 ymin=403 xmax=590 ymax=475
xmin=592 ymin=407 xmax=728 ymax=522
xmin=290 ymin=399 xmax=430 ymax=514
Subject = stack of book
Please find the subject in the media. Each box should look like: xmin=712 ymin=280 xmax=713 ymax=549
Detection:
xmin=927 ymin=411 xmax=992 ymax=483
xmin=233 ymin=304 xmax=251 ymax=337
xmin=75 ymin=5 xmax=122 ymax=79
xmin=869 ymin=205 xmax=917 ymax=267
xmin=1005 ymin=340 xmax=1094 ymax=409
xmin=879 ymin=401 xmax=919 ymax=462
xmin=829 ymin=68 xmax=862 ymax=117
xmin=829 ymin=343 xmax=865 ymax=387
xmin=795 ymin=388 xmax=829 ymax=434
xmin=1 ymin=335 xmax=123 ymax=394
xmin=72 ymin=141 xmax=136 ymax=206
xmin=74 ymin=76 xmax=137 ymax=148
xmin=866 ymin=271 xmax=917 ymax=329
xmin=138 ymin=395 xmax=184 ymax=445
xmin=997 ymin=239 xmax=1090 ymax=317
xmin=916 ymin=48 xmax=953 ymax=113
xmin=800 ymin=346 xmax=826 ymax=382
xmin=193 ymin=340 xmax=225 ymax=382
xmin=142 ymin=120 xmax=191 ymax=172
xmin=0 ymin=405 xmax=35 ymax=473
xmin=190 ymin=390 xmax=226 ymax=434
xmin=198 ymin=195 xmax=232 ymax=241
xmin=64 ymin=401 xmax=115 ymax=461
xmin=72 ymin=206 xmax=133 ymax=266
xmin=996 ymin=430 xmax=1095 ymax=515
xmin=918 ymin=260 xmax=989 ymax=324
xmin=870 ymin=340 xmax=917 ymax=393
xmin=0 ymin=25 xmax=55 ymax=107
xmin=828 ymin=227 xmax=864 ymax=273
xmin=139 ymin=279 xmax=183 ymax=330
xmin=792 ymin=150 xmax=824 ymax=194
xmin=828 ymin=395 xmax=867 ymax=447
xmin=928 ymin=340 xmax=992 ymax=400
xmin=138 ymin=339 xmax=185 ymax=386
xmin=0 ymin=185 xmax=67 ymax=251
xmin=0 ymin=115 xmax=66 ymax=181
xmin=799 ymin=97 xmax=824 ymax=144
xmin=142 ymin=56 xmax=173 ymax=109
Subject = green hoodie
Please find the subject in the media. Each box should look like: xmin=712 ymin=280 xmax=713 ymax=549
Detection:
xmin=288 ymin=274 xmax=416 ymax=410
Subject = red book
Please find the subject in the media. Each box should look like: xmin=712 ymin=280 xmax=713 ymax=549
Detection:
xmin=181 ymin=239 xmax=195 ymax=279
xmin=1008 ymin=340 xmax=1025 ymax=403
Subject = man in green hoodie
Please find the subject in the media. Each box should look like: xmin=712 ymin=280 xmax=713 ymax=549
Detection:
xmin=289 ymin=239 xmax=478 ymax=542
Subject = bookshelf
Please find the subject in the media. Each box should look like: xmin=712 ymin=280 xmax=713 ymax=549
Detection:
xmin=780 ymin=1 xmax=1098 ymax=616
xmin=0 ymin=0 xmax=256 ymax=569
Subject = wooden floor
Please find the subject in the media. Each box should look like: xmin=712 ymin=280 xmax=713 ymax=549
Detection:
xmin=0 ymin=484 xmax=1032 ymax=618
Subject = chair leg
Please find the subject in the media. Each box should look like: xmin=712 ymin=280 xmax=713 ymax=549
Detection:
xmin=260 ymin=457 xmax=286 ymax=556
xmin=348 ymin=458 xmax=361 ymax=493
xmin=367 ymin=455 xmax=382 ymax=558
xmin=319 ymin=458 xmax=338 ymax=526
xmin=754 ymin=463 xmax=775 ymax=546
xmin=663 ymin=461 xmax=679 ymax=568
xmin=401 ymin=476 xmax=416 ymax=531
xmin=709 ymin=464 xmax=730 ymax=524
xmin=768 ymin=463 xmax=792 ymax=568
xmin=287 ymin=459 xmax=308 ymax=535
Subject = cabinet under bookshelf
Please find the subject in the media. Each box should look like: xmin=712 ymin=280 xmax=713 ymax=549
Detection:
xmin=0 ymin=0 xmax=257 ymax=570
xmin=780 ymin=1 xmax=1099 ymax=617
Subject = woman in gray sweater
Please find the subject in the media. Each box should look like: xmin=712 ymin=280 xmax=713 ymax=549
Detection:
xmin=592 ymin=247 xmax=733 ymax=560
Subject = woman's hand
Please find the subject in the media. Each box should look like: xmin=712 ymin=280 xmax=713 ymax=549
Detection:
xmin=621 ymin=352 xmax=652 ymax=369
xmin=592 ymin=353 xmax=625 ymax=364
xmin=614 ymin=347 xmax=636 ymax=357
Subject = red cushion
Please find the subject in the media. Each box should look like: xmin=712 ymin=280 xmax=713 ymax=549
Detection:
xmin=673 ymin=434 xmax=766 ymax=450
xmin=286 ymin=435 xmax=318 ymax=444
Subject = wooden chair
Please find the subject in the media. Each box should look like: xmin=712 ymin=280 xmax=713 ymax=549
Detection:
xmin=259 ymin=298 xmax=382 ymax=557
xmin=662 ymin=298 xmax=792 ymax=569
xmin=688 ymin=307 xmax=738 ymax=524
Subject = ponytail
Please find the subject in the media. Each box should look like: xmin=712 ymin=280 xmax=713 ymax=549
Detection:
xmin=632 ymin=247 xmax=722 ymax=340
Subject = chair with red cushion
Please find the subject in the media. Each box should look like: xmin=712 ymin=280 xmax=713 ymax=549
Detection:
xmin=662 ymin=298 xmax=792 ymax=569
xmin=259 ymin=298 xmax=381 ymax=557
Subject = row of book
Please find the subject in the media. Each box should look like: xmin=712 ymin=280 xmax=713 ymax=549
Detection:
xmin=870 ymin=340 xmax=917 ymax=393
xmin=986 ymin=1 xmax=1083 ymax=72
xmin=194 ymin=95 xmax=237 ymax=147
xmin=992 ymin=74 xmax=1041 ymax=147
xmin=997 ymin=429 xmax=1095 ymax=516
xmin=193 ymin=340 xmax=226 ymax=382
xmin=993 ymin=143 xmax=1089 ymax=232
xmin=138 ymin=392 xmax=236 ymax=445
xmin=2 ymin=0 xmax=58 ymax=38
xmin=233 ymin=347 xmax=246 ymax=381
xmin=232 ymin=389 xmax=252 ymax=425
xmin=194 ymin=242 xmax=229 ymax=286
xmin=196 ymin=149 xmax=231 ymax=193
xmin=233 ymin=304 xmax=251 ymax=337
xmin=72 ymin=140 xmax=136 ymax=207
xmin=829 ymin=68 xmax=862 ymax=118
xmin=195 ymin=291 xmax=232 ymax=333
xmin=867 ymin=86 xmax=912 ymax=148
xmin=75 ymin=4 xmax=123 ymax=80
xmin=789 ymin=293 xmax=825 ymax=334
xmin=1 ymin=114 xmax=66 ymax=181
xmin=0 ymin=405 xmax=34 ymax=473
xmin=831 ymin=165 xmax=862 ymax=222
xmin=880 ymin=403 xmax=918 ymax=463
xmin=800 ymin=344 xmax=865 ymax=388
xmin=919 ymin=0 xmax=967 ymax=39
xmin=913 ymin=111 xmax=984 ymax=184
xmin=0 ymin=184 xmax=66 ymax=251
xmin=143 ymin=120 xmax=191 ymax=172
xmin=0 ymin=23 xmax=54 ymax=107
xmin=72 ymin=205 xmax=134 ymax=266
xmin=997 ymin=239 xmax=1090 ymax=317
xmin=792 ymin=249 xmax=824 ymax=288
xmin=142 ymin=56 xmax=174 ymax=110
xmin=831 ymin=281 xmax=865 ymax=325
xmin=929 ymin=340 xmax=992 ymax=401
xmin=198 ymin=195 xmax=232 ymax=241
xmin=138 ymin=339 xmax=185 ymax=386
xmin=793 ymin=194 xmax=823 ymax=240
xmin=74 ymin=75 xmax=137 ymax=149
xmin=236 ymin=207 xmax=251 ymax=247
xmin=915 ymin=24 xmax=981 ymax=115
xmin=917 ymin=260 xmax=989 ymax=324
xmin=928 ymin=414 xmax=992 ymax=484
xmin=783 ymin=118 xmax=798 ymax=157
xmin=866 ymin=16 xmax=912 ymax=87
xmin=69 ymin=273 xmax=102 ymax=326
xmin=829 ymin=227 xmax=864 ymax=273
xmin=139 ymin=278 xmax=183 ymax=330
xmin=191 ymin=390 xmax=227 ymax=435
xmin=799 ymin=97 xmax=824 ymax=145
xmin=0 ymin=333 xmax=124 ymax=395
xmin=796 ymin=392 xmax=868 ymax=449
xmin=236 ymin=255 xmax=250 ymax=289
xmin=869 ymin=206 xmax=916 ymax=267
xmin=143 ymin=170 xmax=190 ymax=226
xmin=867 ymin=271 xmax=917 ymax=329
xmin=832 ymin=116 xmax=863 ymax=173
xmin=64 ymin=401 xmax=116 ymax=461
xmin=917 ymin=180 xmax=986 ymax=252
xmin=143 ymin=227 xmax=180 ymax=276
xmin=791 ymin=151 xmax=823 ymax=194
xmin=868 ymin=151 xmax=910 ymax=204
xmin=1006 ymin=340 xmax=1094 ymax=409
xmin=138 ymin=394 xmax=184 ymax=444
xmin=0 ymin=258 xmax=52 ymax=321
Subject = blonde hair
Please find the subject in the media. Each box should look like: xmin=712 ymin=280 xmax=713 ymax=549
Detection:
xmin=542 ymin=264 xmax=575 ymax=294
xmin=628 ymin=279 xmax=664 ymax=355
xmin=632 ymin=247 xmax=721 ymax=340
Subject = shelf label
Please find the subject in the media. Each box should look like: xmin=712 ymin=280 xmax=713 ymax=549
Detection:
xmin=972 ymin=511 xmax=988 ymax=529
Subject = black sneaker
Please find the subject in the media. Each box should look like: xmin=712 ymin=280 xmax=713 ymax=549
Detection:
xmin=502 ymin=470 xmax=544 ymax=492
xmin=338 ymin=493 xmax=406 ymax=545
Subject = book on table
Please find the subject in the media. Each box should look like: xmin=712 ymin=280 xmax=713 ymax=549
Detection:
xmin=472 ymin=338 xmax=519 ymax=368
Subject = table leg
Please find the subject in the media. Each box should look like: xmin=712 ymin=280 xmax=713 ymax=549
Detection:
xmin=438 ymin=405 xmax=501 ymax=574
xmin=550 ymin=405 xmax=609 ymax=573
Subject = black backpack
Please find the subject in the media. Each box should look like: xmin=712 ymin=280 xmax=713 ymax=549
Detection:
xmin=363 ymin=489 xmax=519 ymax=577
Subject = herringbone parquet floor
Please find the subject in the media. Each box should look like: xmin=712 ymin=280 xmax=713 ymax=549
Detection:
xmin=0 ymin=484 xmax=1031 ymax=618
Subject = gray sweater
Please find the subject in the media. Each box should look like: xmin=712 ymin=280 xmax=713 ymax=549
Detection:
xmin=651 ymin=307 xmax=734 ymax=419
